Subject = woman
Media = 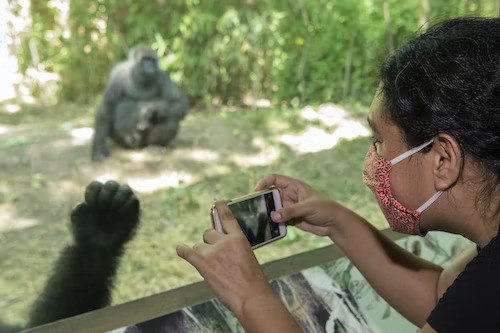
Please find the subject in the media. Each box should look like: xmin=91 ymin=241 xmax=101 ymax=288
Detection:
xmin=177 ymin=17 xmax=500 ymax=332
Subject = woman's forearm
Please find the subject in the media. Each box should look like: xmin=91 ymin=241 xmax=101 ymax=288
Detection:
xmin=326 ymin=201 xmax=442 ymax=327
xmin=235 ymin=291 xmax=302 ymax=333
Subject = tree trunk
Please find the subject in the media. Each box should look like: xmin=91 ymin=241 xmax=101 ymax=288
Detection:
xmin=297 ymin=0 xmax=311 ymax=104
xmin=464 ymin=0 xmax=471 ymax=12
xmin=380 ymin=0 xmax=395 ymax=53
xmin=343 ymin=33 xmax=355 ymax=100
xmin=419 ymin=0 xmax=430 ymax=31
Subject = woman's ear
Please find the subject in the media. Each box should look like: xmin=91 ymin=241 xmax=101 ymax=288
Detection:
xmin=432 ymin=134 xmax=462 ymax=191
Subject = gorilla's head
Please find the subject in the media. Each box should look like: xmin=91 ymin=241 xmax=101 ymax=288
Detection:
xmin=129 ymin=44 xmax=160 ymax=85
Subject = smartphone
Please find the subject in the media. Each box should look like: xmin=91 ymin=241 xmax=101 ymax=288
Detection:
xmin=211 ymin=187 xmax=286 ymax=249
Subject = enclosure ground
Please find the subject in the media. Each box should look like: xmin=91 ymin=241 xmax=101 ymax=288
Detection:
xmin=0 ymin=102 xmax=386 ymax=327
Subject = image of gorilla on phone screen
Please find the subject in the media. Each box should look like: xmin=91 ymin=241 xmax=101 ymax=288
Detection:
xmin=232 ymin=192 xmax=286 ymax=248
xmin=212 ymin=188 xmax=286 ymax=249
xmin=232 ymin=194 xmax=275 ymax=246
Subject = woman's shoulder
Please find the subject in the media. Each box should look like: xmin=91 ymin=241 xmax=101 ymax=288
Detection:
xmin=427 ymin=239 xmax=500 ymax=332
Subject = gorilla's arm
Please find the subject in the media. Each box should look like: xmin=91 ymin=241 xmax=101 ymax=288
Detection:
xmin=162 ymin=74 xmax=188 ymax=122
xmin=147 ymin=122 xmax=181 ymax=147
xmin=92 ymin=65 xmax=127 ymax=162
xmin=27 ymin=246 xmax=119 ymax=327
xmin=91 ymin=104 xmax=112 ymax=161
xmin=145 ymin=74 xmax=188 ymax=146
xmin=27 ymin=181 xmax=140 ymax=328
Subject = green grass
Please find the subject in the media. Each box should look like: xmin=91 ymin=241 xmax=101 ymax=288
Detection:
xmin=0 ymin=101 xmax=387 ymax=328
xmin=109 ymin=105 xmax=387 ymax=305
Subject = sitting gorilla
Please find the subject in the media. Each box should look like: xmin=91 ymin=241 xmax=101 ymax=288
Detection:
xmin=0 ymin=181 xmax=140 ymax=333
xmin=91 ymin=44 xmax=188 ymax=162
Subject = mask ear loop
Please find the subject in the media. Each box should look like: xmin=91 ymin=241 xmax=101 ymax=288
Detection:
xmin=390 ymin=137 xmax=442 ymax=213
xmin=390 ymin=138 xmax=436 ymax=165
xmin=416 ymin=191 xmax=442 ymax=213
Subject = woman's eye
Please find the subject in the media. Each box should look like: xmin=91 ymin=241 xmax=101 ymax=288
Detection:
xmin=371 ymin=137 xmax=381 ymax=146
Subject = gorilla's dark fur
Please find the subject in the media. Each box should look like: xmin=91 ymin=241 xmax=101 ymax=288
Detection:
xmin=0 ymin=181 xmax=140 ymax=333
xmin=91 ymin=44 xmax=188 ymax=161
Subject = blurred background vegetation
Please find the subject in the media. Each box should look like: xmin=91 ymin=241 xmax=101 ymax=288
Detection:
xmin=5 ymin=0 xmax=499 ymax=108
xmin=1 ymin=0 xmax=499 ymax=329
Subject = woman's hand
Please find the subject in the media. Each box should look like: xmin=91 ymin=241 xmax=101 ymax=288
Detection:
xmin=176 ymin=200 xmax=274 ymax=319
xmin=255 ymin=174 xmax=341 ymax=237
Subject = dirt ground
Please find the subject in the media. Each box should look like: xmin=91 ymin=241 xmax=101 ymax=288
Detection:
xmin=0 ymin=111 xmax=218 ymax=232
xmin=0 ymin=105 xmax=265 ymax=323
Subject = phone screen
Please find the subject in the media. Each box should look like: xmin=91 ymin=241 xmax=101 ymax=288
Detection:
xmin=228 ymin=192 xmax=282 ymax=247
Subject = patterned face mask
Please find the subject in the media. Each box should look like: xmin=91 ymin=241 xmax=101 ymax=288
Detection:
xmin=362 ymin=138 xmax=442 ymax=235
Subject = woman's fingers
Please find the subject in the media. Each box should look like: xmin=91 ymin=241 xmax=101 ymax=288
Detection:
xmin=214 ymin=200 xmax=242 ymax=234
xmin=203 ymin=228 xmax=224 ymax=244
xmin=255 ymin=174 xmax=292 ymax=191
xmin=177 ymin=205 xmax=238 ymax=271
xmin=176 ymin=244 xmax=204 ymax=269
xmin=254 ymin=174 xmax=278 ymax=191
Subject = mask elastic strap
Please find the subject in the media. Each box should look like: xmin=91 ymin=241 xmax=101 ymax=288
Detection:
xmin=391 ymin=138 xmax=435 ymax=165
xmin=416 ymin=191 xmax=442 ymax=213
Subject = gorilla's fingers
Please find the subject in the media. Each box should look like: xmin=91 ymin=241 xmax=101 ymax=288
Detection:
xmin=84 ymin=181 xmax=103 ymax=207
xmin=118 ymin=195 xmax=140 ymax=217
xmin=97 ymin=181 xmax=120 ymax=207
xmin=70 ymin=202 xmax=90 ymax=222
xmin=111 ymin=184 xmax=135 ymax=210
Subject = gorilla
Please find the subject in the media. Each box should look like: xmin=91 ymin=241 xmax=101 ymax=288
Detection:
xmin=91 ymin=44 xmax=188 ymax=162
xmin=0 ymin=181 xmax=141 ymax=333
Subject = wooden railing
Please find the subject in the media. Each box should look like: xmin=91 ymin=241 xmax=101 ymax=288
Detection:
xmin=19 ymin=229 xmax=405 ymax=333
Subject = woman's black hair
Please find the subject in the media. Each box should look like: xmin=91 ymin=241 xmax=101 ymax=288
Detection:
xmin=379 ymin=17 xmax=500 ymax=202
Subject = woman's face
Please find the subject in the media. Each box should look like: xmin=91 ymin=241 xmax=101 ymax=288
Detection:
xmin=366 ymin=91 xmax=437 ymax=219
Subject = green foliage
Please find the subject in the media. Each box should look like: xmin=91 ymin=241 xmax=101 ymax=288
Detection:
xmin=17 ymin=1 xmax=62 ymax=73
xmin=275 ymin=0 xmax=385 ymax=105
xmin=56 ymin=1 xmax=112 ymax=101
xmin=10 ymin=0 xmax=500 ymax=105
